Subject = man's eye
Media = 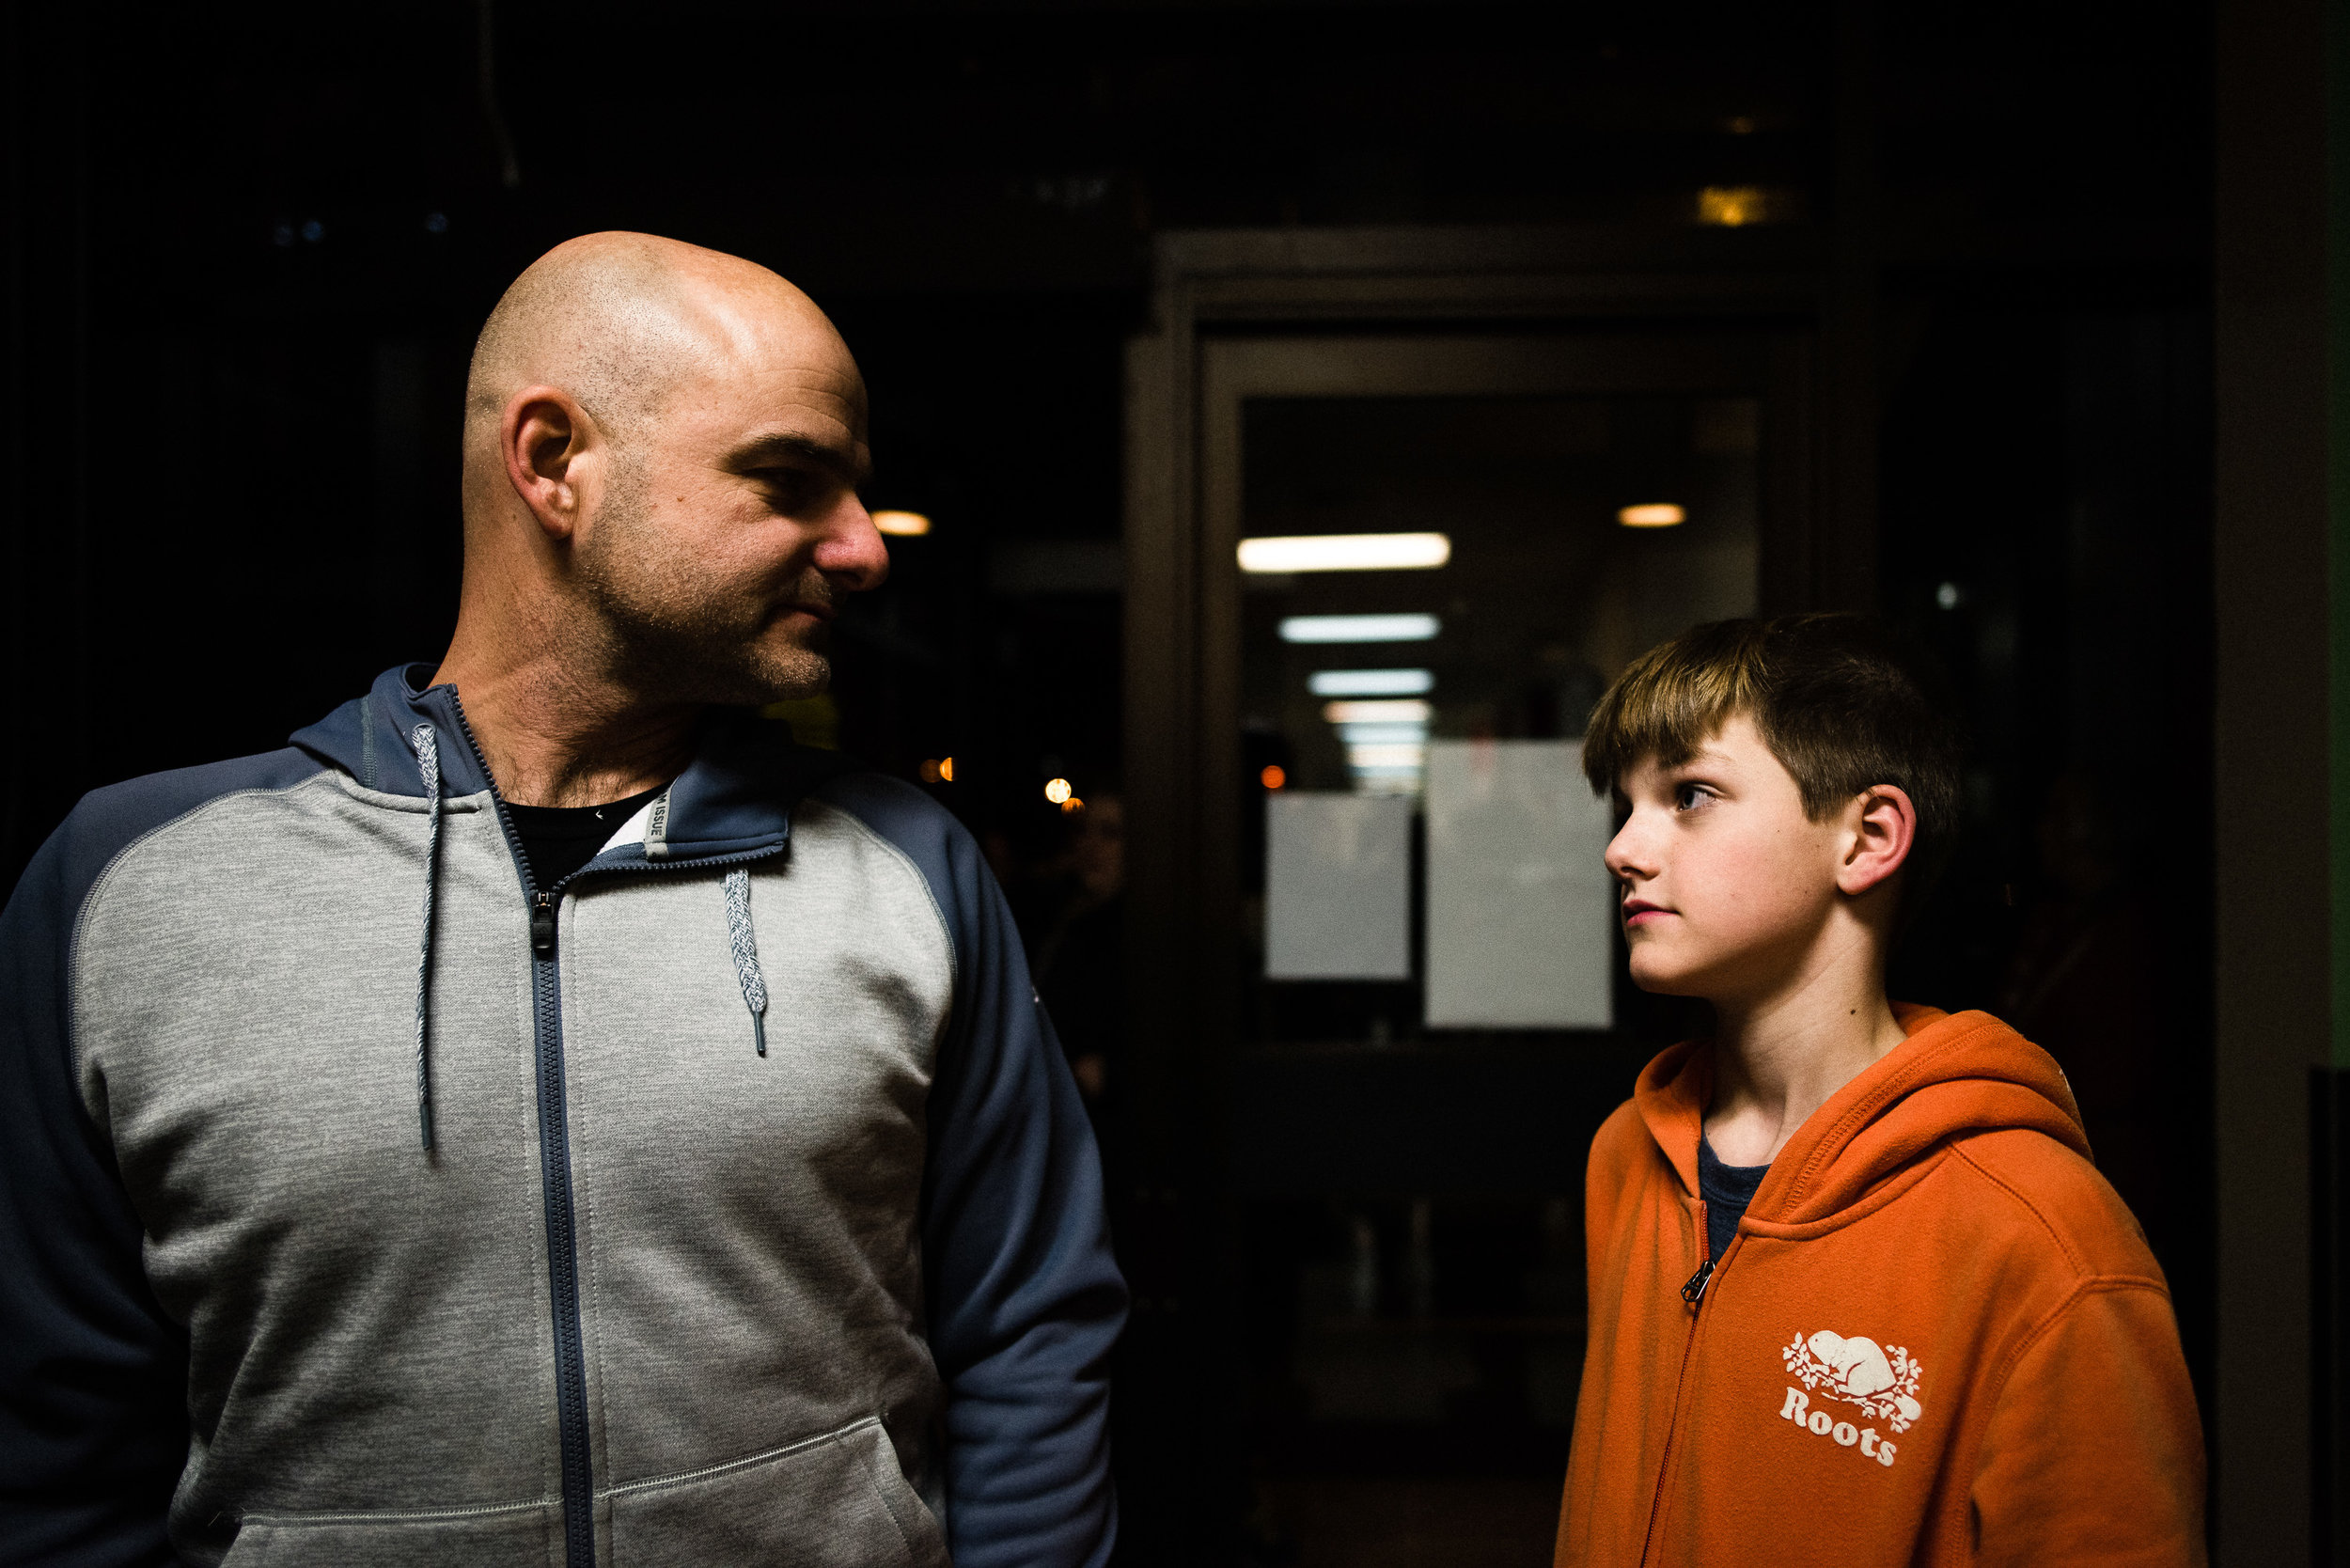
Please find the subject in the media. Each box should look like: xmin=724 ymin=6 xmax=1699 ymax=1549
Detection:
xmin=754 ymin=468 xmax=824 ymax=510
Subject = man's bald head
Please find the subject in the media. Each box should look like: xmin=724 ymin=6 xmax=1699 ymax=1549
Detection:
xmin=462 ymin=232 xmax=860 ymax=497
xmin=442 ymin=232 xmax=885 ymax=715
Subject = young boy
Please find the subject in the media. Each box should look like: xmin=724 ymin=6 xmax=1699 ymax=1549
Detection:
xmin=1555 ymin=615 xmax=2204 ymax=1566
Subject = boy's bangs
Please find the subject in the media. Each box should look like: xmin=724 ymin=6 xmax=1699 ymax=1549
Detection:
xmin=1580 ymin=621 xmax=1770 ymax=794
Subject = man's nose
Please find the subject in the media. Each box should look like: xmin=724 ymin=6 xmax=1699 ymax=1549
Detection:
xmin=814 ymin=493 xmax=890 ymax=592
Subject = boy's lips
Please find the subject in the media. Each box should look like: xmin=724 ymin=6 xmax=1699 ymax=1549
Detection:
xmin=1622 ymin=898 xmax=1671 ymax=927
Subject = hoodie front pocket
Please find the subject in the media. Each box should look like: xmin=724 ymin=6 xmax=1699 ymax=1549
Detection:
xmin=222 ymin=1496 xmax=562 ymax=1565
xmin=605 ymin=1415 xmax=947 ymax=1568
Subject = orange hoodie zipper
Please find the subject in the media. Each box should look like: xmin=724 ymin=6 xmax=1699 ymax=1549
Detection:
xmin=1637 ymin=1197 xmax=1721 ymax=1566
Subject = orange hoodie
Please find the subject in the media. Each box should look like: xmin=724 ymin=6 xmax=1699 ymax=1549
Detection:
xmin=1555 ymin=1006 xmax=2204 ymax=1567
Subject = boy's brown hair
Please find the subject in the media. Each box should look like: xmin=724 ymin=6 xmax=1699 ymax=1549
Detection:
xmin=1582 ymin=613 xmax=1965 ymax=902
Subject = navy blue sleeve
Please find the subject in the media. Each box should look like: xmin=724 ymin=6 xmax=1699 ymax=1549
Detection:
xmin=1 ymin=752 xmax=319 ymax=1568
xmin=819 ymin=776 xmax=1127 ymax=1568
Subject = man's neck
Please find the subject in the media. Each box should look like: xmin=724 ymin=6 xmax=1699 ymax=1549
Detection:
xmin=430 ymin=637 xmax=698 ymax=809
xmin=1700 ymin=924 xmax=1907 ymax=1168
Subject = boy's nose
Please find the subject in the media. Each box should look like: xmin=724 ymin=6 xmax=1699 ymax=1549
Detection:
xmin=1605 ymin=820 xmax=1656 ymax=883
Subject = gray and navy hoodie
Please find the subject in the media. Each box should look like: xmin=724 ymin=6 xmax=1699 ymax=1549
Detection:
xmin=0 ymin=666 xmax=1126 ymax=1568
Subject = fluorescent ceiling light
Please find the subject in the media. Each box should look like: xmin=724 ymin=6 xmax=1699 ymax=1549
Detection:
xmin=1238 ymin=533 xmax=1451 ymax=573
xmin=1278 ymin=613 xmax=1441 ymax=644
xmin=1618 ymin=503 xmax=1685 ymax=528
xmin=872 ymin=510 xmax=932 ymax=537
xmin=1309 ymin=668 xmax=1434 ymax=698
xmin=1347 ymin=744 xmax=1427 ymax=769
xmin=1338 ymin=723 xmax=1428 ymax=745
xmin=1323 ymin=698 xmax=1434 ymax=725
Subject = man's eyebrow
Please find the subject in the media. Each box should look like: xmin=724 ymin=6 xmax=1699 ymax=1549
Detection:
xmin=722 ymin=431 xmax=872 ymax=488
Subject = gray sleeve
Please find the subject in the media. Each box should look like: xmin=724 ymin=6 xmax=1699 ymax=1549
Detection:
xmin=1 ymin=751 xmax=319 ymax=1567
xmin=816 ymin=774 xmax=1127 ymax=1568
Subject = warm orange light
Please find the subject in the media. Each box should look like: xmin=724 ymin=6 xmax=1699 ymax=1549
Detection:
xmin=1060 ymin=796 xmax=1086 ymax=814
xmin=1697 ymin=186 xmax=1769 ymax=227
xmin=1618 ymin=503 xmax=1686 ymax=528
xmin=938 ymin=756 xmax=956 ymax=782
xmin=1044 ymin=777 xmax=1073 ymax=805
xmin=872 ymin=510 xmax=932 ymax=537
xmin=1260 ymin=764 xmax=1287 ymax=791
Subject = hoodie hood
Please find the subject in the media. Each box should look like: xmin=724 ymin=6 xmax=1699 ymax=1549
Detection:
xmin=290 ymin=664 xmax=843 ymax=864
xmin=1634 ymin=1005 xmax=2090 ymax=1230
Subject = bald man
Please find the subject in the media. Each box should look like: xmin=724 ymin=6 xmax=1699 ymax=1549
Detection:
xmin=0 ymin=235 xmax=1125 ymax=1568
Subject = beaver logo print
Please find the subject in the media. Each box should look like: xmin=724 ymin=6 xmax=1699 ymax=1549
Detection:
xmin=1783 ymin=1329 xmax=1923 ymax=1431
xmin=1775 ymin=1329 xmax=1923 ymax=1467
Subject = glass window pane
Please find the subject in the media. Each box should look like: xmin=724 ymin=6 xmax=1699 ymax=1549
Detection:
xmin=1241 ymin=392 xmax=1761 ymax=1044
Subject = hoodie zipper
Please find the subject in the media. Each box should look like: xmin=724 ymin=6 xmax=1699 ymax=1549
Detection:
xmin=439 ymin=698 xmax=785 ymax=1568
xmin=1637 ymin=1199 xmax=1720 ymax=1566
xmin=443 ymin=700 xmax=597 ymax=1568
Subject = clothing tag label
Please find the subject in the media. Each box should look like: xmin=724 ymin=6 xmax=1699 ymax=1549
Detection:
xmin=644 ymin=789 xmax=673 ymax=860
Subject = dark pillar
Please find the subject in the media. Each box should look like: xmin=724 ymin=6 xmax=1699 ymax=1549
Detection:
xmin=1821 ymin=0 xmax=1879 ymax=614
xmin=2216 ymin=0 xmax=2326 ymax=1559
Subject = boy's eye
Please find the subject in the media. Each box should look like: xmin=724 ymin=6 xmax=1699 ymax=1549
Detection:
xmin=1673 ymin=782 xmax=1714 ymax=810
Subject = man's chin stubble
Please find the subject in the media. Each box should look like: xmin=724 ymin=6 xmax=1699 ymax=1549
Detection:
xmin=600 ymin=617 xmax=832 ymax=708
xmin=744 ymin=616 xmax=834 ymax=702
xmin=749 ymin=648 xmax=831 ymax=704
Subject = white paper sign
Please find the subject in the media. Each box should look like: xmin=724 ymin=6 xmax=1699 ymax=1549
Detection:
xmin=1423 ymin=739 xmax=1616 ymax=1028
xmin=1264 ymin=792 xmax=1414 ymax=980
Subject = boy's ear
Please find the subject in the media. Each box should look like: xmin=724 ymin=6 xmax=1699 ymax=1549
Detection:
xmin=1838 ymin=783 xmax=1918 ymax=898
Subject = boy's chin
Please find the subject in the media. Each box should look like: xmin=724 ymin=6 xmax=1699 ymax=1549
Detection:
xmin=1626 ymin=954 xmax=1712 ymax=998
xmin=1627 ymin=974 xmax=1704 ymax=998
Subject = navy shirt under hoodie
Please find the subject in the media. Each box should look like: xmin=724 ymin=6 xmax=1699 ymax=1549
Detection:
xmin=0 ymin=665 xmax=1127 ymax=1568
xmin=1698 ymin=1135 xmax=1771 ymax=1262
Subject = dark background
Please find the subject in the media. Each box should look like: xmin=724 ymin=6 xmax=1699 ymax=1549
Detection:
xmin=3 ymin=2 xmax=2226 ymax=1561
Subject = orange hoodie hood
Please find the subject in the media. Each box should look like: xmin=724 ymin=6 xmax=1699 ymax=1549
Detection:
xmin=1633 ymin=1004 xmax=2091 ymax=1229
xmin=1557 ymin=1007 xmax=2203 ymax=1568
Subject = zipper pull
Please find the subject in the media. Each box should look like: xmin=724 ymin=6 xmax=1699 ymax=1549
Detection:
xmin=530 ymin=891 xmax=556 ymax=957
xmin=1680 ymin=1257 xmax=1716 ymax=1307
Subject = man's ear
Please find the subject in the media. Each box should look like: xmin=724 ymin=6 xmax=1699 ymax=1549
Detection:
xmin=501 ymin=385 xmax=602 ymax=541
xmin=1838 ymin=783 xmax=1918 ymax=898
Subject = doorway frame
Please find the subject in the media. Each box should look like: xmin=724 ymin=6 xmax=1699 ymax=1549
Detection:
xmin=1113 ymin=222 xmax=1870 ymax=1558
